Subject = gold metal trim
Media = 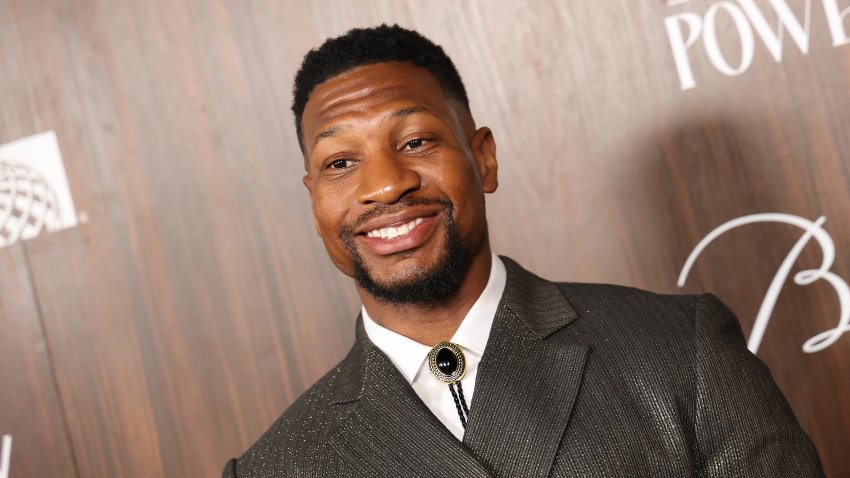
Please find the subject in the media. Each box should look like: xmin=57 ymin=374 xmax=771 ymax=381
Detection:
xmin=427 ymin=341 xmax=466 ymax=384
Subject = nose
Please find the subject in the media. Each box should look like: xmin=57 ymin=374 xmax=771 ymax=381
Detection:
xmin=356 ymin=151 xmax=421 ymax=204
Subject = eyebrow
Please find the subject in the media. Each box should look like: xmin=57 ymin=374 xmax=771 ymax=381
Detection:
xmin=310 ymin=108 xmax=431 ymax=148
xmin=390 ymin=107 xmax=426 ymax=118
xmin=312 ymin=126 xmax=342 ymax=148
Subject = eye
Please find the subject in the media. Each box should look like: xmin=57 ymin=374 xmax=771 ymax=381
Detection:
xmin=328 ymin=158 xmax=355 ymax=170
xmin=403 ymin=138 xmax=428 ymax=150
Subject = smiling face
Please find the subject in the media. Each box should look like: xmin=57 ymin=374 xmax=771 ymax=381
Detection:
xmin=300 ymin=62 xmax=498 ymax=304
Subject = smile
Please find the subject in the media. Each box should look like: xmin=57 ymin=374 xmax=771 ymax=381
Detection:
xmin=356 ymin=210 xmax=443 ymax=256
xmin=365 ymin=218 xmax=425 ymax=239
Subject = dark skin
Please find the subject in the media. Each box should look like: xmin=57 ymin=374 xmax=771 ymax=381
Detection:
xmin=301 ymin=62 xmax=498 ymax=346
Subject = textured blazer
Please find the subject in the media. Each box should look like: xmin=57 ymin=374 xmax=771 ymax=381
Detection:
xmin=223 ymin=257 xmax=823 ymax=477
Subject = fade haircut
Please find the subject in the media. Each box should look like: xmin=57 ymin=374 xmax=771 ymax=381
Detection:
xmin=291 ymin=24 xmax=470 ymax=153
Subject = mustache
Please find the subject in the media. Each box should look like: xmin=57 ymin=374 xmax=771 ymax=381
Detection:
xmin=339 ymin=197 xmax=452 ymax=240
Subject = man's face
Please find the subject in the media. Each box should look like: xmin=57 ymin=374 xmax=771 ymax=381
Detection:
xmin=300 ymin=62 xmax=498 ymax=303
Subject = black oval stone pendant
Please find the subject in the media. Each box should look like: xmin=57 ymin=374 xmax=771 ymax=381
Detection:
xmin=428 ymin=341 xmax=466 ymax=384
xmin=436 ymin=347 xmax=458 ymax=375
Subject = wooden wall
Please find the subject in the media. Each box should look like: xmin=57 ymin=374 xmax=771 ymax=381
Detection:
xmin=1 ymin=0 xmax=848 ymax=476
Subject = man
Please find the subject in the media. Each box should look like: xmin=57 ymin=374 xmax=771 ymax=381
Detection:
xmin=223 ymin=25 xmax=823 ymax=477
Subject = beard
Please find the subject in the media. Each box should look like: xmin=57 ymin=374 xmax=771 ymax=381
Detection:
xmin=339 ymin=199 xmax=473 ymax=305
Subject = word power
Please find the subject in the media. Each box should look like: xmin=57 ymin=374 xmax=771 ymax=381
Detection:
xmin=678 ymin=213 xmax=850 ymax=354
xmin=0 ymin=435 xmax=10 ymax=478
xmin=664 ymin=0 xmax=850 ymax=90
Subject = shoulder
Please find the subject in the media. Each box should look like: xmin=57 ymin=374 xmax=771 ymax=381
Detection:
xmin=557 ymin=281 xmax=700 ymax=315
xmin=499 ymin=256 xmax=704 ymax=328
xmin=554 ymin=281 xmax=707 ymax=337
xmin=548 ymin=282 xmax=719 ymax=386
xmin=553 ymin=282 xmax=740 ymax=345
xmin=229 ymin=345 xmax=363 ymax=477
xmin=499 ymin=256 xmax=714 ymax=353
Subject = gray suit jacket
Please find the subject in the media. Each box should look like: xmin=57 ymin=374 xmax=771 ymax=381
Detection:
xmin=223 ymin=257 xmax=823 ymax=477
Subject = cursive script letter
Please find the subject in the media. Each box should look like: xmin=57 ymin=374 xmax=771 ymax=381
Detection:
xmin=678 ymin=213 xmax=850 ymax=354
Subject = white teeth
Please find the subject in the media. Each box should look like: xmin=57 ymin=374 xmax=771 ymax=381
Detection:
xmin=367 ymin=217 xmax=426 ymax=240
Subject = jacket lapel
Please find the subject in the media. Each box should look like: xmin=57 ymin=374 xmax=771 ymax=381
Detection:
xmin=329 ymin=317 xmax=493 ymax=477
xmin=462 ymin=257 xmax=590 ymax=478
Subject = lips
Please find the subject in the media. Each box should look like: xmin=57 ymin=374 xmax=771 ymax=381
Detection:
xmin=356 ymin=211 xmax=443 ymax=256
xmin=366 ymin=217 xmax=425 ymax=239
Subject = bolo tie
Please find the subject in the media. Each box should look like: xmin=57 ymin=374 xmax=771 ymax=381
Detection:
xmin=427 ymin=341 xmax=471 ymax=428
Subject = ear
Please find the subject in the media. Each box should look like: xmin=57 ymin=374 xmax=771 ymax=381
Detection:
xmin=470 ymin=127 xmax=498 ymax=193
xmin=302 ymin=174 xmax=321 ymax=236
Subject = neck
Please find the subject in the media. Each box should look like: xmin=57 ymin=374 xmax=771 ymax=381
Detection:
xmin=358 ymin=247 xmax=493 ymax=346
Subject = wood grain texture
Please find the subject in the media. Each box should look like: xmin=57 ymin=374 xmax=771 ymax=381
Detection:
xmin=0 ymin=0 xmax=848 ymax=476
xmin=0 ymin=245 xmax=77 ymax=478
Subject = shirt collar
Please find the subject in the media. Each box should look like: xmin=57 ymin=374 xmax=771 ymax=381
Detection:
xmin=362 ymin=254 xmax=507 ymax=383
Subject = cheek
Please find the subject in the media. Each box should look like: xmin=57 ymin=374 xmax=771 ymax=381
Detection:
xmin=427 ymin=153 xmax=482 ymax=193
xmin=424 ymin=169 xmax=485 ymax=241
xmin=312 ymin=194 xmax=347 ymax=242
xmin=313 ymin=195 xmax=356 ymax=274
xmin=441 ymin=161 xmax=484 ymax=205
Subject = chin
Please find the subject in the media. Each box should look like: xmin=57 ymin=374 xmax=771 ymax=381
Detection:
xmin=369 ymin=259 xmax=436 ymax=287
xmin=354 ymin=233 xmax=471 ymax=305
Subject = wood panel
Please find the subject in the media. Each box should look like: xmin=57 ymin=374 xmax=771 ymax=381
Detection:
xmin=0 ymin=244 xmax=77 ymax=478
xmin=0 ymin=0 xmax=847 ymax=476
xmin=3 ymin=0 xmax=354 ymax=476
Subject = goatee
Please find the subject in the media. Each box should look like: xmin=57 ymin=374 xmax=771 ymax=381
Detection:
xmin=340 ymin=200 xmax=472 ymax=304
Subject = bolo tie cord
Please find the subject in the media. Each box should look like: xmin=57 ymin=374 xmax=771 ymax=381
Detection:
xmin=449 ymin=381 xmax=470 ymax=429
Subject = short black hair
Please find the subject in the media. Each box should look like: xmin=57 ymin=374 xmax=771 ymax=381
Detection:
xmin=291 ymin=24 xmax=470 ymax=152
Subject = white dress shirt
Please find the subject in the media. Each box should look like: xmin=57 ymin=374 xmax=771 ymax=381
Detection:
xmin=362 ymin=255 xmax=507 ymax=440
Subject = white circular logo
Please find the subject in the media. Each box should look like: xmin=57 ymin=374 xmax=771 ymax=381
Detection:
xmin=0 ymin=159 xmax=61 ymax=247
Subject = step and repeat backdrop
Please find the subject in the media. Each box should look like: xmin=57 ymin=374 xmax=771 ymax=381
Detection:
xmin=1 ymin=0 xmax=848 ymax=476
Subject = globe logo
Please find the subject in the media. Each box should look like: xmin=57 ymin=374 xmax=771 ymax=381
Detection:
xmin=0 ymin=159 xmax=62 ymax=248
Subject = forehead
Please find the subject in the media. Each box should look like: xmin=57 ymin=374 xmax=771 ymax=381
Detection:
xmin=301 ymin=62 xmax=456 ymax=147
